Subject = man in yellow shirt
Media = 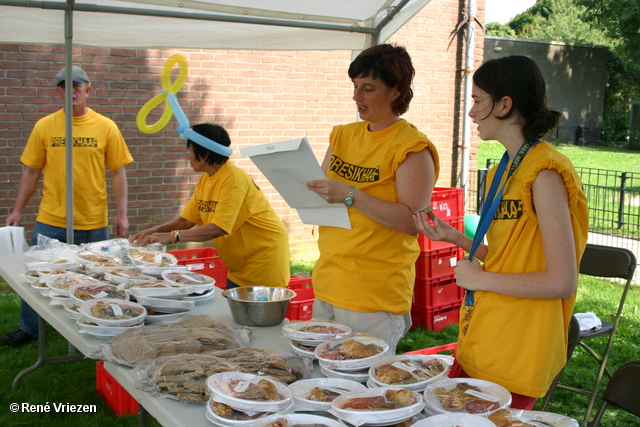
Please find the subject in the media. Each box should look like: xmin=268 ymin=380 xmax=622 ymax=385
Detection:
xmin=2 ymin=66 xmax=133 ymax=347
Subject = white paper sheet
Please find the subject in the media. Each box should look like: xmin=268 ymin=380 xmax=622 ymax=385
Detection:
xmin=241 ymin=138 xmax=352 ymax=229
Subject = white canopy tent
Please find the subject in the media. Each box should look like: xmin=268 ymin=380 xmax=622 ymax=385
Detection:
xmin=0 ymin=0 xmax=432 ymax=50
xmin=2 ymin=0 xmax=478 ymax=245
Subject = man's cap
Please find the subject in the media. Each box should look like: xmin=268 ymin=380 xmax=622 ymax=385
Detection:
xmin=56 ymin=66 xmax=90 ymax=85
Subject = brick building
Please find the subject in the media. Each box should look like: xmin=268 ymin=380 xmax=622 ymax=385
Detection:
xmin=0 ymin=0 xmax=485 ymax=261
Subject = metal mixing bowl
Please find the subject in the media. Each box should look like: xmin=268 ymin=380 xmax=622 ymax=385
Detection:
xmin=222 ymin=286 xmax=297 ymax=327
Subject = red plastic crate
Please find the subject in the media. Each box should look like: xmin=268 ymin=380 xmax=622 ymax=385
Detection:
xmin=415 ymin=246 xmax=464 ymax=280
xmin=285 ymin=276 xmax=314 ymax=321
xmin=96 ymin=361 xmax=139 ymax=416
xmin=417 ymin=216 xmax=464 ymax=251
xmin=431 ymin=187 xmax=464 ymax=220
xmin=405 ymin=342 xmax=458 ymax=357
xmin=412 ymin=273 xmax=464 ymax=309
xmin=410 ymin=301 xmax=462 ymax=331
xmin=168 ymin=247 xmax=228 ymax=289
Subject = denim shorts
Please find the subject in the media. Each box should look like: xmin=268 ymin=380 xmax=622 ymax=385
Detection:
xmin=31 ymin=222 xmax=109 ymax=245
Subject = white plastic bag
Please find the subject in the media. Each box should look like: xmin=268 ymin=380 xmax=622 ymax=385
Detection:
xmin=0 ymin=226 xmax=29 ymax=253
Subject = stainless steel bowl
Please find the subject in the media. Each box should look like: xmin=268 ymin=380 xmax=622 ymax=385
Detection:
xmin=222 ymin=286 xmax=297 ymax=327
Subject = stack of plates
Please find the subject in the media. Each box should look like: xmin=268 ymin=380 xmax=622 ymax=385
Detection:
xmin=315 ymin=335 xmax=390 ymax=383
xmin=282 ymin=320 xmax=352 ymax=360
xmin=135 ymin=295 xmax=195 ymax=325
xmin=76 ymin=298 xmax=146 ymax=338
xmin=205 ymin=372 xmax=293 ymax=426
xmin=161 ymin=270 xmax=215 ymax=295
xmin=367 ymin=354 xmax=450 ymax=391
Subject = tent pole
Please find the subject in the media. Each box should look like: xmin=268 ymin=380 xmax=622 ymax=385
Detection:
xmin=64 ymin=0 xmax=75 ymax=245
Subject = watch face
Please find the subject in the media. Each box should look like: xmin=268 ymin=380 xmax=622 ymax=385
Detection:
xmin=344 ymin=198 xmax=354 ymax=206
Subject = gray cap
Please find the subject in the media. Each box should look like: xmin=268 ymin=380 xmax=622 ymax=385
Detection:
xmin=56 ymin=66 xmax=90 ymax=85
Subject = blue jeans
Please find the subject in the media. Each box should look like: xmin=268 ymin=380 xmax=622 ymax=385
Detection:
xmin=20 ymin=222 xmax=109 ymax=337
xmin=226 ymin=278 xmax=240 ymax=290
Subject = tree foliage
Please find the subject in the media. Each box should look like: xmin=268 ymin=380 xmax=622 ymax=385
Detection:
xmin=486 ymin=0 xmax=640 ymax=146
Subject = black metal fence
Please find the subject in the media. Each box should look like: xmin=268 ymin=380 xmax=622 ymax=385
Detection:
xmin=465 ymin=162 xmax=640 ymax=283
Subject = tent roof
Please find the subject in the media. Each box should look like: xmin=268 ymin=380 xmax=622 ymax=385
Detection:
xmin=0 ymin=0 xmax=432 ymax=50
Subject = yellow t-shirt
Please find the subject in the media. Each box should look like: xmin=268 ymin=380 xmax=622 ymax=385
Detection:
xmin=20 ymin=109 xmax=133 ymax=230
xmin=181 ymin=161 xmax=290 ymax=288
xmin=457 ymin=141 xmax=589 ymax=398
xmin=313 ymin=119 xmax=440 ymax=315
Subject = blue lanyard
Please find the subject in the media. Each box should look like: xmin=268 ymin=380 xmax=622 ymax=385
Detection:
xmin=464 ymin=140 xmax=535 ymax=307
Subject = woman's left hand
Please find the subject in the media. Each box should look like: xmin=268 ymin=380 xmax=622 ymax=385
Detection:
xmin=454 ymin=258 xmax=484 ymax=291
xmin=307 ymin=179 xmax=350 ymax=204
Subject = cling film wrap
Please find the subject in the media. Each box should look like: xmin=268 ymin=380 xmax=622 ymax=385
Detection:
xmin=370 ymin=354 xmax=450 ymax=386
xmin=92 ymin=315 xmax=251 ymax=366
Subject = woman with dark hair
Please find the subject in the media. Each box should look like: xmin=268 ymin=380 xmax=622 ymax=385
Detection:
xmin=307 ymin=44 xmax=440 ymax=354
xmin=130 ymin=123 xmax=290 ymax=289
xmin=414 ymin=56 xmax=589 ymax=408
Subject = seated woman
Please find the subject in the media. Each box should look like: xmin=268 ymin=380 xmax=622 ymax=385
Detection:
xmin=130 ymin=123 xmax=290 ymax=289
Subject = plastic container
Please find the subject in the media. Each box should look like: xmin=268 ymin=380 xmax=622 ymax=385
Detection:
xmin=68 ymin=282 xmax=129 ymax=307
xmin=104 ymin=269 xmax=156 ymax=286
xmin=412 ymin=274 xmax=464 ymax=309
xmin=368 ymin=354 xmax=450 ymax=390
xmin=415 ymin=246 xmax=464 ymax=280
xmin=168 ymin=247 xmax=228 ymax=289
xmin=410 ymin=301 xmax=461 ymax=331
xmin=161 ymin=269 xmax=215 ymax=294
xmin=95 ymin=361 xmax=139 ymax=416
xmin=282 ymin=319 xmax=352 ymax=342
xmin=285 ymin=276 xmax=314 ymax=321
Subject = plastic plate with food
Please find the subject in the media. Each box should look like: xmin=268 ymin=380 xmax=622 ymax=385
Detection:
xmin=128 ymin=248 xmax=177 ymax=267
xmin=289 ymin=339 xmax=318 ymax=359
xmin=87 ymin=263 xmax=132 ymax=275
xmin=315 ymin=335 xmax=390 ymax=371
xmin=64 ymin=302 xmax=84 ymax=320
xmin=75 ymin=250 xmax=121 ymax=266
xmin=320 ymin=364 xmax=370 ymax=383
xmin=423 ymin=378 xmax=512 ymax=416
xmin=161 ymin=270 xmax=215 ymax=293
xmin=206 ymin=372 xmax=293 ymax=413
xmin=205 ymin=399 xmax=295 ymax=427
xmin=134 ymin=295 xmax=195 ymax=313
xmin=68 ymin=282 xmax=129 ymax=306
xmin=136 ymin=264 xmax=187 ymax=277
xmin=288 ymin=377 xmax=367 ymax=412
xmin=78 ymin=298 xmax=146 ymax=327
xmin=104 ymin=269 xmax=156 ymax=286
xmin=282 ymin=319 xmax=352 ymax=342
xmin=30 ymin=280 xmax=50 ymax=296
xmin=46 ymin=274 xmax=99 ymax=296
xmin=25 ymin=259 xmax=78 ymax=272
xmin=185 ymin=287 xmax=215 ymax=304
xmin=368 ymin=354 xmax=450 ymax=390
xmin=329 ymin=387 xmax=424 ymax=426
xmin=143 ymin=311 xmax=190 ymax=325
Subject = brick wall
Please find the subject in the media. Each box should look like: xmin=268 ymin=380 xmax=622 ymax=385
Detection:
xmin=0 ymin=0 xmax=484 ymax=261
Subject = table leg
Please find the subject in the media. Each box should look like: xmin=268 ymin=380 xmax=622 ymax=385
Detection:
xmin=11 ymin=315 xmax=85 ymax=390
xmin=139 ymin=405 xmax=149 ymax=427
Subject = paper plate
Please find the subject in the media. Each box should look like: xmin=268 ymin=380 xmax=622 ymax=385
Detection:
xmin=206 ymin=372 xmax=292 ymax=413
xmin=315 ymin=335 xmax=390 ymax=371
xmin=205 ymin=399 xmax=294 ymax=427
xmin=288 ymin=377 xmax=367 ymax=412
xmin=282 ymin=319 xmax=352 ymax=341
xmin=368 ymin=354 xmax=450 ymax=390
xmin=253 ymin=413 xmax=345 ymax=427
xmin=79 ymin=298 xmax=146 ymax=327
xmin=487 ymin=409 xmax=579 ymax=427
xmin=423 ymin=377 xmax=512 ymax=416
xmin=412 ymin=413 xmax=496 ymax=427
xmin=330 ymin=387 xmax=424 ymax=426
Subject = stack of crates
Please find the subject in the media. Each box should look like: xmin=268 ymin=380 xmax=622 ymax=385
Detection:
xmin=285 ymin=276 xmax=314 ymax=321
xmin=411 ymin=187 xmax=465 ymax=331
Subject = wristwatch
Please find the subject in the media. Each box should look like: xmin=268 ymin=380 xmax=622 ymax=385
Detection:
xmin=344 ymin=186 xmax=355 ymax=206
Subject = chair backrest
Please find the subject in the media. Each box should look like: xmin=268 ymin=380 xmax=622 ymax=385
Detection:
xmin=567 ymin=314 xmax=581 ymax=359
xmin=579 ymin=244 xmax=636 ymax=280
xmin=590 ymin=360 xmax=640 ymax=426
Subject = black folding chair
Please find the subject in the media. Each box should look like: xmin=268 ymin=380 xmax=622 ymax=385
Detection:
xmin=539 ymin=315 xmax=581 ymax=411
xmin=589 ymin=360 xmax=640 ymax=426
xmin=549 ymin=244 xmax=637 ymax=425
